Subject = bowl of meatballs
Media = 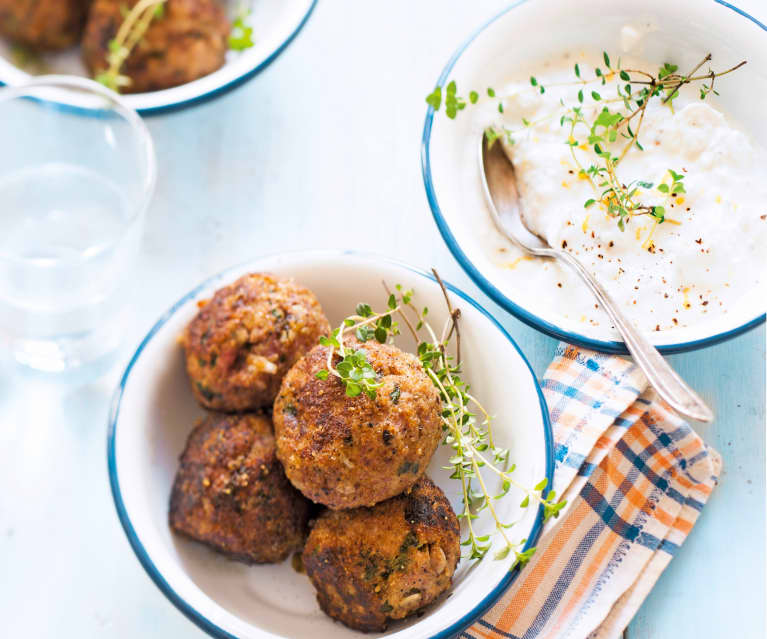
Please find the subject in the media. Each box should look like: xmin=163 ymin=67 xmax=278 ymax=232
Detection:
xmin=0 ymin=0 xmax=316 ymax=113
xmin=108 ymin=251 xmax=554 ymax=638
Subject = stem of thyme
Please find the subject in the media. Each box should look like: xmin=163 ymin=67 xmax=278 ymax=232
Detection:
xmin=95 ymin=0 xmax=167 ymax=92
xmin=316 ymin=275 xmax=567 ymax=568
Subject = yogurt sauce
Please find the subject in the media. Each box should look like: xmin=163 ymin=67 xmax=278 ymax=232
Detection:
xmin=477 ymin=51 xmax=767 ymax=332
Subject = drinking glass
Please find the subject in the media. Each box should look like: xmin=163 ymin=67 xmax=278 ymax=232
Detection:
xmin=0 ymin=76 xmax=156 ymax=375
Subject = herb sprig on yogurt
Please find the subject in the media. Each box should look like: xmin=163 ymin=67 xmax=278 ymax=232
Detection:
xmin=316 ymin=272 xmax=566 ymax=568
xmin=428 ymin=52 xmax=746 ymax=239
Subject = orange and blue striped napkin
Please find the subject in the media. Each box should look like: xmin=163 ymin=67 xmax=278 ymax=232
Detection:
xmin=463 ymin=343 xmax=721 ymax=639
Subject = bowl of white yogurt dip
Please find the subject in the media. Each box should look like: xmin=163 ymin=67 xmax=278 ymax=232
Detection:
xmin=422 ymin=0 xmax=767 ymax=353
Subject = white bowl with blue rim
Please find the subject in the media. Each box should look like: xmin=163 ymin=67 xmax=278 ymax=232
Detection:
xmin=107 ymin=251 xmax=554 ymax=639
xmin=0 ymin=0 xmax=316 ymax=114
xmin=421 ymin=0 xmax=767 ymax=354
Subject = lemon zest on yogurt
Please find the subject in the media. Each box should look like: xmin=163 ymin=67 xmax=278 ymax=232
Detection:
xmin=641 ymin=221 xmax=658 ymax=249
xmin=503 ymin=256 xmax=534 ymax=270
xmin=682 ymin=287 xmax=692 ymax=309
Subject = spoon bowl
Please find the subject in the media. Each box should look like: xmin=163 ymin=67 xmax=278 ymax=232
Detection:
xmin=480 ymin=136 xmax=548 ymax=253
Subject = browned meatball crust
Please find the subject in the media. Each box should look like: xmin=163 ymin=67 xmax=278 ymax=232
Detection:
xmin=273 ymin=339 xmax=442 ymax=510
xmin=169 ymin=412 xmax=311 ymax=564
xmin=0 ymin=0 xmax=88 ymax=50
xmin=181 ymin=273 xmax=331 ymax=413
xmin=82 ymin=0 xmax=230 ymax=93
xmin=303 ymin=476 xmax=460 ymax=632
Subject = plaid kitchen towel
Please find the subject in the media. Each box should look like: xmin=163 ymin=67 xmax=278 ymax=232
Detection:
xmin=462 ymin=343 xmax=721 ymax=639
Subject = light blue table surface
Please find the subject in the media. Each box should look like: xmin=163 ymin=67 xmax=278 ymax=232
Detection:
xmin=1 ymin=2 xmax=764 ymax=638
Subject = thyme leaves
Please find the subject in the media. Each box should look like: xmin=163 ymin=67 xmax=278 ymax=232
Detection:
xmin=316 ymin=274 xmax=565 ymax=569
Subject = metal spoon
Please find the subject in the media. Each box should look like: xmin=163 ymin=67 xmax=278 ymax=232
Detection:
xmin=480 ymin=135 xmax=714 ymax=423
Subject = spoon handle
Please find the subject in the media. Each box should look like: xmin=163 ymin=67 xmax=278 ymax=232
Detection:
xmin=551 ymin=248 xmax=714 ymax=423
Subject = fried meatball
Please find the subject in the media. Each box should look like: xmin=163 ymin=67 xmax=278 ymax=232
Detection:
xmin=181 ymin=273 xmax=331 ymax=413
xmin=0 ymin=0 xmax=88 ymax=50
xmin=169 ymin=412 xmax=311 ymax=564
xmin=273 ymin=339 xmax=442 ymax=509
xmin=303 ymin=476 xmax=460 ymax=632
xmin=82 ymin=0 xmax=230 ymax=93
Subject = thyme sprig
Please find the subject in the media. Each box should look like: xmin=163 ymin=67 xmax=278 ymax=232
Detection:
xmin=229 ymin=4 xmax=255 ymax=51
xmin=316 ymin=298 xmax=403 ymax=399
xmin=567 ymin=53 xmax=743 ymax=232
xmin=96 ymin=0 xmax=257 ymax=93
xmin=96 ymin=0 xmax=167 ymax=92
xmin=428 ymin=52 xmax=745 ymax=238
xmin=316 ymin=272 xmax=566 ymax=569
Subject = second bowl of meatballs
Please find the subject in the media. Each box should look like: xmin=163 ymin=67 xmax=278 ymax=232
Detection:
xmin=108 ymin=250 xmax=553 ymax=639
xmin=0 ymin=0 xmax=317 ymax=113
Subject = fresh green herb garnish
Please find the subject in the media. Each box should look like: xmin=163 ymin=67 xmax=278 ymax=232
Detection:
xmin=316 ymin=271 xmax=566 ymax=569
xmin=97 ymin=0 xmax=256 ymax=91
xmin=561 ymin=53 xmax=739 ymax=235
xmin=229 ymin=5 xmax=255 ymax=51
xmin=444 ymin=81 xmax=466 ymax=119
xmin=429 ymin=52 xmax=746 ymax=240
xmin=426 ymin=86 xmax=442 ymax=111
xmin=316 ymin=344 xmax=381 ymax=399
xmin=96 ymin=0 xmax=168 ymax=92
xmin=315 ymin=296 xmax=401 ymax=399
xmin=658 ymin=168 xmax=686 ymax=196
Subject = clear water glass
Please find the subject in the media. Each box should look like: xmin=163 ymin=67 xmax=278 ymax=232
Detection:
xmin=0 ymin=76 xmax=156 ymax=375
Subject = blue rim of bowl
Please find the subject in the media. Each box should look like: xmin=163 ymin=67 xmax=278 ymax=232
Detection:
xmin=106 ymin=250 xmax=555 ymax=639
xmin=420 ymin=0 xmax=766 ymax=355
xmin=0 ymin=0 xmax=317 ymax=116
